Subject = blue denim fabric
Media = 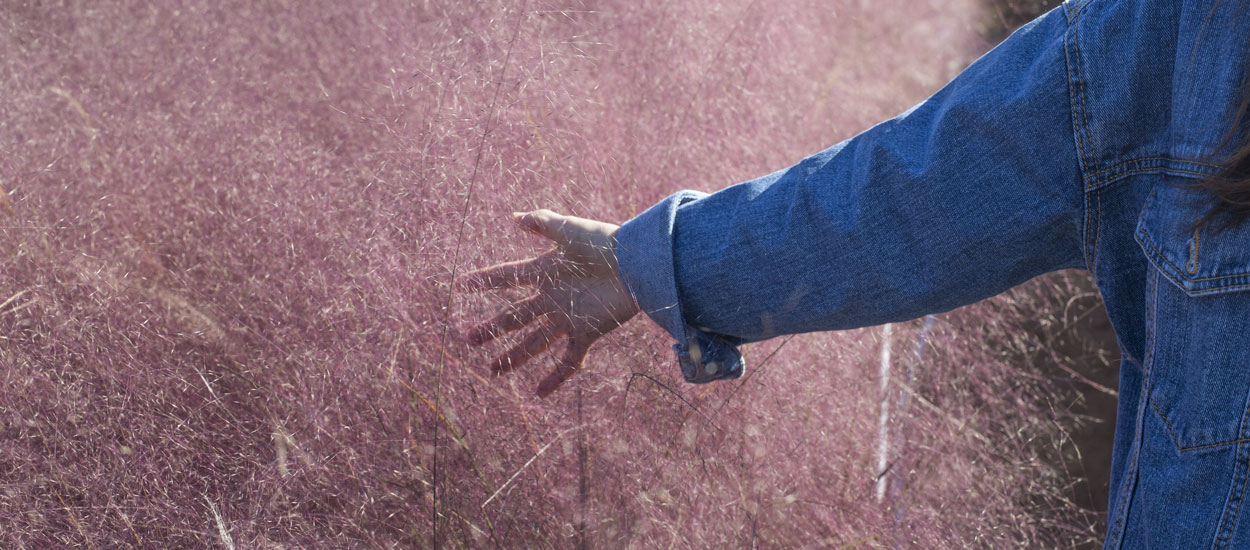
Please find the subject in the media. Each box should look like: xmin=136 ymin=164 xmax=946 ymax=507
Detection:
xmin=614 ymin=0 xmax=1250 ymax=547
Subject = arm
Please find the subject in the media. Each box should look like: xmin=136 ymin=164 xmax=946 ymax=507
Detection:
xmin=461 ymin=6 xmax=1085 ymax=393
xmin=615 ymin=6 xmax=1085 ymax=383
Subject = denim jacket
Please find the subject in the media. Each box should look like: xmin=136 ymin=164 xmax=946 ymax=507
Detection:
xmin=614 ymin=0 xmax=1250 ymax=547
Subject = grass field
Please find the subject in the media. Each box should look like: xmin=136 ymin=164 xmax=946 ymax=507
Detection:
xmin=0 ymin=1 xmax=1116 ymax=547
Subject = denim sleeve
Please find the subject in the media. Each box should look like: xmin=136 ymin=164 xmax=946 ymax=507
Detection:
xmin=614 ymin=6 xmax=1085 ymax=384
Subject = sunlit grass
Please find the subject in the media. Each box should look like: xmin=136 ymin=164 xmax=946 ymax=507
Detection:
xmin=0 ymin=0 xmax=1101 ymax=547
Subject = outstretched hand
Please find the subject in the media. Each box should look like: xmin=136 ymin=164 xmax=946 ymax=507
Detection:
xmin=459 ymin=210 xmax=640 ymax=397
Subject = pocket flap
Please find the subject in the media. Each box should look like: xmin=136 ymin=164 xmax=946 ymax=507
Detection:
xmin=1135 ymin=182 xmax=1250 ymax=296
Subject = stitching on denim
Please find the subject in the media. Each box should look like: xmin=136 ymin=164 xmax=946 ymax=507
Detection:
xmin=1215 ymin=355 xmax=1250 ymax=549
xmin=1147 ymin=270 xmax=1157 ymax=368
xmin=1138 ymin=266 xmax=1182 ymax=455
xmin=1063 ymin=7 xmax=1090 ymax=176
xmin=1183 ymin=439 xmax=1250 ymax=452
xmin=1214 ymin=394 xmax=1250 ymax=549
xmin=1073 ymin=7 xmax=1099 ymax=176
xmin=1147 ymin=396 xmax=1185 ymax=448
xmin=1063 ymin=2 xmax=1093 ymax=272
xmin=1148 ymin=257 xmax=1250 ymax=295
xmin=1145 ymin=233 xmax=1250 ymax=287
xmin=1141 ymin=267 xmax=1157 ymax=405
xmin=1146 ymin=423 xmax=1250 ymax=452
xmin=1188 ymin=226 xmax=1202 ymax=275
xmin=1147 ymin=269 xmax=1158 ymax=354
xmin=1088 ymin=156 xmax=1222 ymax=179
xmin=1108 ymin=267 xmax=1160 ymax=548
xmin=1109 ymin=268 xmax=1159 ymax=546
xmin=1082 ymin=191 xmax=1093 ymax=271
xmin=1217 ymin=452 xmax=1247 ymax=549
xmin=1110 ymin=462 xmax=1136 ymax=546
xmin=1108 ymin=454 xmax=1128 ymax=544
xmin=1075 ymin=12 xmax=1093 ymax=168
xmin=1224 ymin=391 xmax=1250 ymax=547
xmin=1092 ymin=190 xmax=1103 ymax=271
xmin=1192 ymin=282 xmax=1250 ymax=292
xmin=1109 ymin=409 xmax=1143 ymax=547
xmin=1086 ymin=165 xmax=1215 ymax=191
xmin=1138 ymin=228 xmax=1250 ymax=285
xmin=1064 ymin=0 xmax=1093 ymax=25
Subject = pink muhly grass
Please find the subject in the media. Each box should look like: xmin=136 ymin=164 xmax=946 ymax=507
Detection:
xmin=1 ymin=0 xmax=1104 ymax=548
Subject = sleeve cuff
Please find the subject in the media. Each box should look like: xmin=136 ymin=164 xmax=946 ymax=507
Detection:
xmin=614 ymin=190 xmax=745 ymax=384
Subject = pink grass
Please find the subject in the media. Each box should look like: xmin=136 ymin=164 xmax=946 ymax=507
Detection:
xmin=1 ymin=1 xmax=1102 ymax=547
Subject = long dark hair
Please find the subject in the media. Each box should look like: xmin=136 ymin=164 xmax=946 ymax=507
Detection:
xmin=1196 ymin=49 xmax=1250 ymax=232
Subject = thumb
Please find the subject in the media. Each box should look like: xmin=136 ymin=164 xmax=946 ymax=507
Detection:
xmin=513 ymin=209 xmax=569 ymax=244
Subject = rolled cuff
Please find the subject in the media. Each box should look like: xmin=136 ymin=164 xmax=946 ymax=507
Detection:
xmin=614 ymin=190 xmax=745 ymax=383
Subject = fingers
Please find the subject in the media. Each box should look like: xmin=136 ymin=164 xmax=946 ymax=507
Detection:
xmin=536 ymin=337 xmax=591 ymax=398
xmin=464 ymin=294 xmax=551 ymax=346
xmin=489 ymin=322 xmax=563 ymax=375
xmin=459 ymin=209 xmax=584 ymax=292
xmin=459 ymin=249 xmax=559 ymax=291
xmin=514 ymin=209 xmax=572 ymax=245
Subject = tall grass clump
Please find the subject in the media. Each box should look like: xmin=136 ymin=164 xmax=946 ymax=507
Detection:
xmin=1 ymin=0 xmax=1108 ymax=547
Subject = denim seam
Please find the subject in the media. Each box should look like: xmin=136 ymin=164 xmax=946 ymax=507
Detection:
xmin=1082 ymin=191 xmax=1093 ymax=271
xmin=1147 ymin=260 xmax=1250 ymax=295
xmin=1177 ymin=281 xmax=1250 ymax=293
xmin=1213 ymin=402 xmax=1250 ymax=549
xmin=1107 ymin=267 xmax=1159 ymax=548
xmin=1231 ymin=391 xmax=1250 ymax=540
xmin=1138 ymin=228 xmax=1250 ymax=285
xmin=1109 ymin=393 xmax=1145 ymax=548
xmin=1184 ymin=439 xmax=1250 ymax=453
xmin=1088 ymin=156 xmax=1223 ymax=179
xmin=1218 ymin=450 xmax=1248 ymax=549
xmin=1139 ymin=257 xmax=1185 ymax=451
xmin=1065 ymin=0 xmax=1093 ymax=20
xmin=1140 ymin=399 xmax=1250 ymax=452
xmin=1146 ymin=397 xmax=1185 ymax=448
xmin=1065 ymin=4 xmax=1092 ymax=272
xmin=1213 ymin=265 xmax=1250 ymax=548
xmin=1086 ymin=164 xmax=1218 ymax=192
xmin=1144 ymin=254 xmax=1158 ymax=379
xmin=1073 ymin=5 xmax=1100 ymax=178
xmin=1188 ymin=226 xmax=1203 ymax=275
xmin=1114 ymin=266 xmax=1159 ymax=544
xmin=1092 ymin=190 xmax=1103 ymax=273
xmin=1063 ymin=7 xmax=1090 ymax=177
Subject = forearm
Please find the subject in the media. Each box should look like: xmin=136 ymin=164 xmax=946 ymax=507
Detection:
xmin=615 ymin=5 xmax=1085 ymax=381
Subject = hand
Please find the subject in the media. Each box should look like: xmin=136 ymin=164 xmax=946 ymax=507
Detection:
xmin=459 ymin=209 xmax=640 ymax=397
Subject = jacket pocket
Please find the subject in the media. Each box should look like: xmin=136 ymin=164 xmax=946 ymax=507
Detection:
xmin=1135 ymin=180 xmax=1250 ymax=451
